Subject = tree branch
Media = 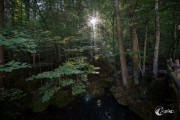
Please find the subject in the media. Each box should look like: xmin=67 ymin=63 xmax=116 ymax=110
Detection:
xmin=34 ymin=0 xmax=49 ymax=30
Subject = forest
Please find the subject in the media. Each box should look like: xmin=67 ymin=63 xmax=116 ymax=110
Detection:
xmin=0 ymin=0 xmax=180 ymax=120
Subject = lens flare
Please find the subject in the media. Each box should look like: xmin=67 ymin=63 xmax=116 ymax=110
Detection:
xmin=90 ymin=18 xmax=97 ymax=25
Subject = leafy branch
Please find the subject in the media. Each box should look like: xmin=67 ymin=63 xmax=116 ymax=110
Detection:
xmin=26 ymin=57 xmax=100 ymax=102
xmin=0 ymin=60 xmax=31 ymax=72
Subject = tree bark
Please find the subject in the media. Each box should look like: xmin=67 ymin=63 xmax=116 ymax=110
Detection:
xmin=0 ymin=0 xmax=4 ymax=87
xmin=0 ymin=0 xmax=4 ymax=28
xmin=173 ymin=0 xmax=177 ymax=60
xmin=6 ymin=0 xmax=10 ymax=27
xmin=11 ymin=0 xmax=14 ymax=27
xmin=33 ymin=0 xmax=36 ymax=20
xmin=153 ymin=0 xmax=160 ymax=77
xmin=25 ymin=0 xmax=30 ymax=20
xmin=114 ymin=0 xmax=129 ymax=87
xmin=142 ymin=23 xmax=148 ymax=75
xmin=130 ymin=13 xmax=139 ymax=84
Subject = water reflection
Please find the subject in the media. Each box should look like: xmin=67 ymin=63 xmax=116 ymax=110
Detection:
xmin=22 ymin=93 xmax=142 ymax=120
xmin=96 ymin=100 xmax=102 ymax=107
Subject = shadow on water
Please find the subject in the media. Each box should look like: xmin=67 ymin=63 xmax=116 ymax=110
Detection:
xmin=21 ymin=91 xmax=142 ymax=120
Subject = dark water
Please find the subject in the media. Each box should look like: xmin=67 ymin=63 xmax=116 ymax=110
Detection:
xmin=20 ymin=93 xmax=142 ymax=120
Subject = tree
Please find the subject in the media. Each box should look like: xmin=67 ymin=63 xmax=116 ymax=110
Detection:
xmin=6 ymin=0 xmax=10 ymax=27
xmin=114 ymin=0 xmax=129 ymax=87
xmin=142 ymin=20 xmax=148 ymax=75
xmin=0 ymin=0 xmax=4 ymax=87
xmin=25 ymin=0 xmax=30 ymax=20
xmin=153 ymin=0 xmax=160 ymax=77
xmin=172 ymin=0 xmax=177 ymax=59
xmin=125 ymin=0 xmax=140 ymax=84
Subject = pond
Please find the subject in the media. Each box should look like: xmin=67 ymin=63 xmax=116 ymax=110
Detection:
xmin=20 ymin=90 xmax=142 ymax=120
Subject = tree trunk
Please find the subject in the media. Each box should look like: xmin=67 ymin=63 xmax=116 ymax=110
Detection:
xmin=34 ymin=0 xmax=49 ymax=30
xmin=112 ymin=12 xmax=116 ymax=72
xmin=0 ymin=0 xmax=4 ymax=87
xmin=142 ymin=23 xmax=148 ymax=75
xmin=25 ymin=0 xmax=30 ymax=64
xmin=6 ymin=0 xmax=10 ymax=27
xmin=20 ymin=0 xmax=22 ymax=27
xmin=153 ymin=0 xmax=160 ymax=77
xmin=173 ymin=0 xmax=177 ymax=59
xmin=130 ymin=14 xmax=139 ymax=84
xmin=33 ymin=0 xmax=36 ymax=20
xmin=25 ymin=0 xmax=30 ymax=20
xmin=11 ymin=0 xmax=14 ymax=28
xmin=0 ymin=0 xmax=4 ymax=28
xmin=114 ymin=0 xmax=129 ymax=87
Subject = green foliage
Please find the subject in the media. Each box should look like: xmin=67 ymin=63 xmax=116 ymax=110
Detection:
xmin=39 ymin=81 xmax=59 ymax=102
xmin=86 ymin=82 xmax=105 ymax=97
xmin=0 ymin=29 xmax=37 ymax=53
xmin=72 ymin=82 xmax=86 ymax=95
xmin=0 ymin=60 xmax=31 ymax=72
xmin=61 ymin=79 xmax=74 ymax=87
xmin=2 ymin=110 xmax=20 ymax=120
xmin=0 ymin=88 xmax=26 ymax=101
xmin=109 ymin=85 xmax=117 ymax=93
xmin=27 ymin=57 xmax=100 ymax=102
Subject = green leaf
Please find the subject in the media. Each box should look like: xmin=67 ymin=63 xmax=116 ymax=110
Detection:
xmin=61 ymin=79 xmax=74 ymax=86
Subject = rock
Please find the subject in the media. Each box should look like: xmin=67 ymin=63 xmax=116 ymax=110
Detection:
xmin=50 ymin=90 xmax=70 ymax=107
xmin=30 ymin=90 xmax=71 ymax=112
xmin=86 ymin=82 xmax=104 ymax=97
xmin=31 ymin=92 xmax=50 ymax=113
xmin=111 ymin=92 xmax=128 ymax=106
xmin=110 ymin=86 xmax=128 ymax=106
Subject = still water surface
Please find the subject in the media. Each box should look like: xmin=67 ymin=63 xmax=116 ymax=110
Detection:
xmin=23 ymin=93 xmax=142 ymax=120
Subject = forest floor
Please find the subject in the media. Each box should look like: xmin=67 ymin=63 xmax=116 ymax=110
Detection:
xmin=121 ymin=74 xmax=180 ymax=120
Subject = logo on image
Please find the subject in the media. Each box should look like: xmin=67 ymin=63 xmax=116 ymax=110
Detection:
xmin=155 ymin=106 xmax=175 ymax=116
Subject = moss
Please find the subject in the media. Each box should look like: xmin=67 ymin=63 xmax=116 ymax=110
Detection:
xmin=110 ymin=86 xmax=128 ymax=106
xmin=129 ymin=104 xmax=151 ymax=120
xmin=31 ymin=92 xmax=50 ymax=113
xmin=112 ymin=86 xmax=128 ymax=106
xmin=111 ymin=76 xmax=176 ymax=120
xmin=50 ymin=90 xmax=70 ymax=107
xmin=86 ymin=82 xmax=104 ymax=97
xmin=31 ymin=90 xmax=71 ymax=112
